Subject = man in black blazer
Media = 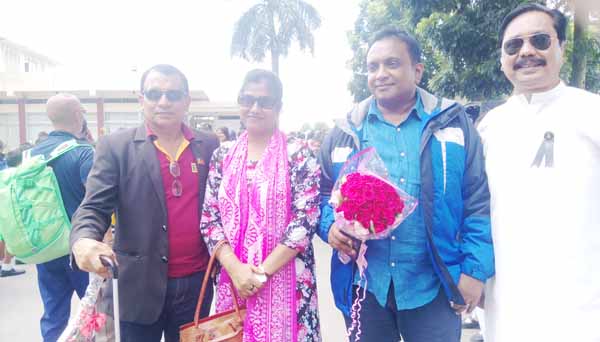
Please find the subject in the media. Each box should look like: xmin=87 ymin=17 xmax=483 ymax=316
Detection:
xmin=71 ymin=64 xmax=219 ymax=342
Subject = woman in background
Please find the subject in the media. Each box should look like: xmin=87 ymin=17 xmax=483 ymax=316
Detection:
xmin=215 ymin=126 xmax=234 ymax=143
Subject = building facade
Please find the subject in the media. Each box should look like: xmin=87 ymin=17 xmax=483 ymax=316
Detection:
xmin=0 ymin=38 xmax=240 ymax=149
xmin=0 ymin=37 xmax=58 ymax=73
xmin=0 ymin=90 xmax=241 ymax=149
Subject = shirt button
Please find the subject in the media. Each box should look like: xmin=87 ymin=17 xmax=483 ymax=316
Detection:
xmin=396 ymin=127 xmax=401 ymax=132
xmin=391 ymin=236 xmax=396 ymax=240
xmin=162 ymin=224 xmax=167 ymax=232
xmin=400 ymin=152 xmax=406 ymax=157
xmin=400 ymin=178 xmax=406 ymax=184
xmin=390 ymin=262 xmax=396 ymax=267
xmin=161 ymin=256 xmax=168 ymax=263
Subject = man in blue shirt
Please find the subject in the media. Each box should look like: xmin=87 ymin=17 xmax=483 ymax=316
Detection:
xmin=30 ymin=93 xmax=94 ymax=342
xmin=318 ymin=28 xmax=494 ymax=341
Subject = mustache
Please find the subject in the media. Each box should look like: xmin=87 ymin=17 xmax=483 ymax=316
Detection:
xmin=514 ymin=57 xmax=546 ymax=70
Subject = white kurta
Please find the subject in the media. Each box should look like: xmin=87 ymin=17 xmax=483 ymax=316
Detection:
xmin=478 ymin=82 xmax=600 ymax=342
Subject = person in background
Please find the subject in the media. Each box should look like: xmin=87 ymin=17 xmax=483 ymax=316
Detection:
xmin=201 ymin=69 xmax=322 ymax=341
xmin=0 ymin=141 xmax=27 ymax=278
xmin=215 ymin=126 xmax=232 ymax=143
xmin=80 ymin=118 xmax=95 ymax=144
xmin=0 ymin=139 xmax=6 ymax=170
xmin=35 ymin=131 xmax=49 ymax=145
xmin=307 ymin=130 xmax=327 ymax=154
xmin=0 ymin=243 xmax=25 ymax=278
xmin=29 ymin=93 xmax=94 ymax=341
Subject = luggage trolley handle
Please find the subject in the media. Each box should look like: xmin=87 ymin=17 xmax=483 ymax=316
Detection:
xmin=99 ymin=255 xmax=121 ymax=342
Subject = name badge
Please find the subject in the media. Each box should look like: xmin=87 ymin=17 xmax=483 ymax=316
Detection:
xmin=191 ymin=162 xmax=198 ymax=173
xmin=332 ymin=147 xmax=353 ymax=163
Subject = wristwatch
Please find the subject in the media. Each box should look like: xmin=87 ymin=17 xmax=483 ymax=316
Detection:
xmin=255 ymin=265 xmax=270 ymax=283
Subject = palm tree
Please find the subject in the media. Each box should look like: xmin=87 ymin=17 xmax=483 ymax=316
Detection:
xmin=231 ymin=0 xmax=322 ymax=75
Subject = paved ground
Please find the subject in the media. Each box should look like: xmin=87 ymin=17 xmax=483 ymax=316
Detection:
xmin=0 ymin=240 xmax=479 ymax=341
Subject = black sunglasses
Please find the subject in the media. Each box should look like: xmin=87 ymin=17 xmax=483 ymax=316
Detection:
xmin=237 ymin=94 xmax=279 ymax=110
xmin=503 ymin=33 xmax=553 ymax=56
xmin=144 ymin=89 xmax=187 ymax=102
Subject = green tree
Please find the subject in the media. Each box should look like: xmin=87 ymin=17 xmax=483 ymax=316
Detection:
xmin=552 ymin=0 xmax=600 ymax=91
xmin=570 ymin=0 xmax=590 ymax=87
xmin=231 ymin=0 xmax=321 ymax=75
xmin=414 ymin=0 xmax=539 ymax=100
xmin=348 ymin=0 xmax=600 ymax=102
xmin=347 ymin=0 xmax=411 ymax=101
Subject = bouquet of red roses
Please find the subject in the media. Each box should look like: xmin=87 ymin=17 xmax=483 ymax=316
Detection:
xmin=330 ymin=147 xmax=418 ymax=260
xmin=330 ymin=147 xmax=418 ymax=341
xmin=334 ymin=172 xmax=408 ymax=239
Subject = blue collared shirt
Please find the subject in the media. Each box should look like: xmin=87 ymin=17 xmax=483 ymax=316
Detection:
xmin=355 ymin=94 xmax=440 ymax=310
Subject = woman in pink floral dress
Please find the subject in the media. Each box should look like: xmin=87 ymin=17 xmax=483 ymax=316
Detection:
xmin=200 ymin=69 xmax=321 ymax=342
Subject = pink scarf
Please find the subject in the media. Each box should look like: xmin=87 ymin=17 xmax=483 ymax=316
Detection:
xmin=217 ymin=130 xmax=297 ymax=342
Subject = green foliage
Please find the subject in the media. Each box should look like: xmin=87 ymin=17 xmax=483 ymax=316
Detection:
xmin=347 ymin=0 xmax=411 ymax=101
xmin=584 ymin=32 xmax=600 ymax=92
xmin=413 ymin=1 xmax=532 ymax=101
xmin=231 ymin=0 xmax=321 ymax=75
xmin=348 ymin=0 xmax=600 ymax=102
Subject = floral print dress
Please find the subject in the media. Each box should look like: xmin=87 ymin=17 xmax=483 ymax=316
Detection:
xmin=200 ymin=138 xmax=322 ymax=342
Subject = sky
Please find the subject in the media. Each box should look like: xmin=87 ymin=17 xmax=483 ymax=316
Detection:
xmin=0 ymin=0 xmax=361 ymax=131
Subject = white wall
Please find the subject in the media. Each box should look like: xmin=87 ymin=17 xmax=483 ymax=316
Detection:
xmin=0 ymin=40 xmax=56 ymax=73
xmin=0 ymin=103 xmax=19 ymax=149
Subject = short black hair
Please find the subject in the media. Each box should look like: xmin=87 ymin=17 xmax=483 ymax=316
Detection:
xmin=239 ymin=69 xmax=283 ymax=108
xmin=499 ymin=3 xmax=568 ymax=44
xmin=140 ymin=64 xmax=189 ymax=94
xmin=368 ymin=27 xmax=422 ymax=64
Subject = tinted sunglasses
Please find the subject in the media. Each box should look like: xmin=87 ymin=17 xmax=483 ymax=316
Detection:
xmin=144 ymin=89 xmax=187 ymax=102
xmin=503 ymin=33 xmax=552 ymax=56
xmin=169 ymin=161 xmax=182 ymax=197
xmin=237 ymin=94 xmax=279 ymax=110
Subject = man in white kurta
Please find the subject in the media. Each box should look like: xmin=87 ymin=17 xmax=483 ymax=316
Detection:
xmin=479 ymin=4 xmax=600 ymax=341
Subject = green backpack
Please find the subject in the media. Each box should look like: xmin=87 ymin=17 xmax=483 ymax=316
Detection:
xmin=0 ymin=140 xmax=91 ymax=264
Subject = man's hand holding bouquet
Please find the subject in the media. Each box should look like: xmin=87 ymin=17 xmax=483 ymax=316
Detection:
xmin=329 ymin=147 xmax=418 ymax=340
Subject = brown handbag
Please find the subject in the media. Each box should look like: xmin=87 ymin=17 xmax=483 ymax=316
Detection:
xmin=180 ymin=244 xmax=246 ymax=342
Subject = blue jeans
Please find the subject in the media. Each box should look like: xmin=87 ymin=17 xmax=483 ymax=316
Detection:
xmin=344 ymin=286 xmax=461 ymax=342
xmin=120 ymin=270 xmax=213 ymax=342
xmin=36 ymin=255 xmax=89 ymax=342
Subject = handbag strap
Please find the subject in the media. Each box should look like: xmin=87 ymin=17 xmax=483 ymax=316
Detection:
xmin=193 ymin=240 xmax=244 ymax=326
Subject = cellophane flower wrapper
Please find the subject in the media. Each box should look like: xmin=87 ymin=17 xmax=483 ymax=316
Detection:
xmin=329 ymin=147 xmax=418 ymax=244
xmin=329 ymin=147 xmax=418 ymax=341
xmin=58 ymin=274 xmax=114 ymax=342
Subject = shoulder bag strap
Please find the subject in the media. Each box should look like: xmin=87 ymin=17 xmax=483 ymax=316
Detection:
xmin=46 ymin=139 xmax=93 ymax=164
xmin=193 ymin=240 xmax=243 ymax=326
